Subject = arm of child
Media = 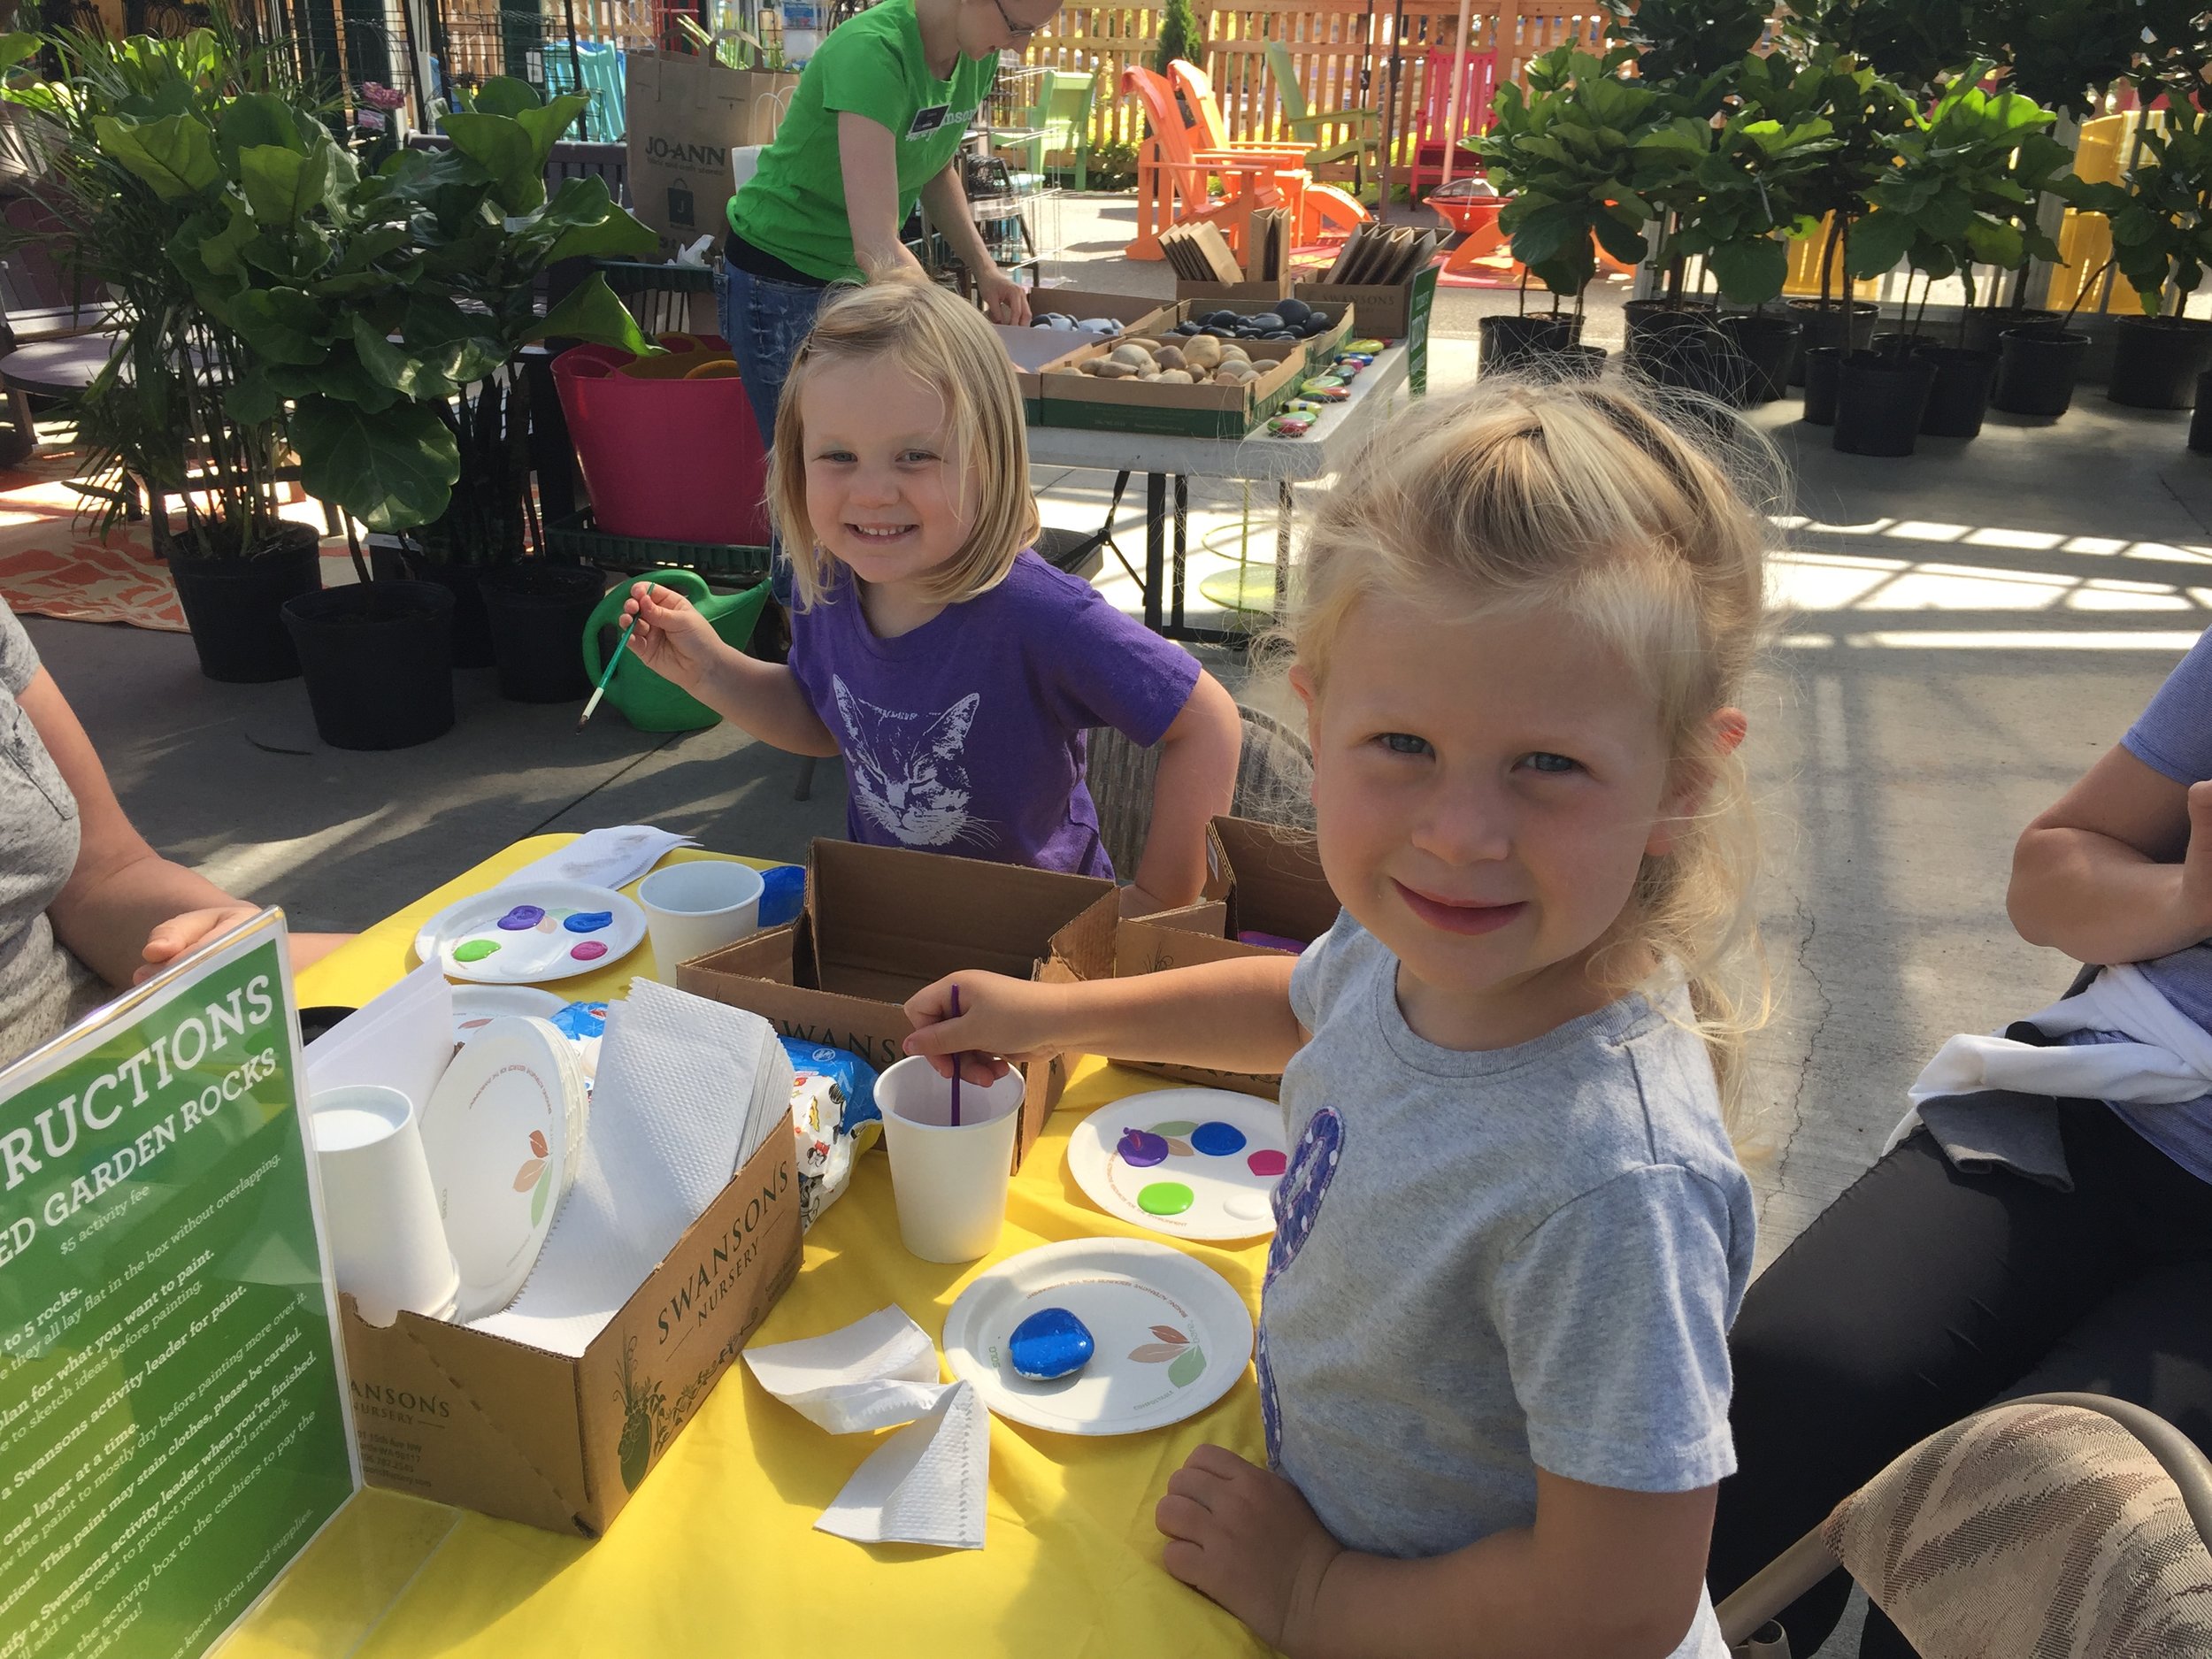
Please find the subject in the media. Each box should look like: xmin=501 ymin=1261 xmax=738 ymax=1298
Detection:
xmin=902 ymin=956 xmax=1304 ymax=1083
xmin=2009 ymin=741 xmax=2212 ymax=965
xmin=1124 ymin=669 xmax=1240 ymax=914
xmin=1156 ymin=1455 xmax=1715 ymax=1659
xmin=621 ymin=582 xmax=840 ymax=757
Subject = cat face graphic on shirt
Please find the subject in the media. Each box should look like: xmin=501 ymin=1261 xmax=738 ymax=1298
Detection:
xmin=833 ymin=677 xmax=991 ymax=849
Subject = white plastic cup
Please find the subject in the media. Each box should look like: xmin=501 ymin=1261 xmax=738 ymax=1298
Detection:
xmin=876 ymin=1055 xmax=1025 ymax=1263
xmin=310 ymin=1084 xmax=461 ymax=1325
xmin=638 ymin=860 xmax=766 ymax=979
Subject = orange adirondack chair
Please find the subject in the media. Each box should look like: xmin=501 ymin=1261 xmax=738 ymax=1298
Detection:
xmin=1124 ymin=65 xmax=1306 ymax=264
xmin=1168 ymin=60 xmax=1368 ymax=246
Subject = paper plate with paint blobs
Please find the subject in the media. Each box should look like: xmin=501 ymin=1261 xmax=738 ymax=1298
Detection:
xmin=414 ymin=881 xmax=647 ymax=985
xmin=1066 ymin=1087 xmax=1288 ymax=1242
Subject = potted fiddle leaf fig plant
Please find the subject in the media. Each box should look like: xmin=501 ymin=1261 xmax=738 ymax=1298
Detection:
xmin=1472 ymin=43 xmax=1675 ymax=375
xmin=2070 ymin=102 xmax=2212 ymax=410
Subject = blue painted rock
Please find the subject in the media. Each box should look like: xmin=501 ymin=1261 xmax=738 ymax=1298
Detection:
xmin=1008 ymin=1306 xmax=1094 ymax=1381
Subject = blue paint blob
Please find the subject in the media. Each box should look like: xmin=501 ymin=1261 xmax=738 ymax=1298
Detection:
xmin=1191 ymin=1120 xmax=1248 ymax=1157
xmin=563 ymin=910 xmax=614 ymax=934
xmin=1008 ymin=1307 xmax=1094 ymax=1381
xmin=496 ymin=905 xmax=544 ymax=931
xmin=1118 ymin=1129 xmax=1171 ymax=1168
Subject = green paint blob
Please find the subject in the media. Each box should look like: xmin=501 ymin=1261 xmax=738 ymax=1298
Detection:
xmin=1137 ymin=1181 xmax=1195 ymax=1217
xmin=454 ymin=938 xmax=502 ymax=963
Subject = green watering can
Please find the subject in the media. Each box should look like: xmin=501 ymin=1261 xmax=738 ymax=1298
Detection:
xmin=581 ymin=567 xmax=774 ymax=733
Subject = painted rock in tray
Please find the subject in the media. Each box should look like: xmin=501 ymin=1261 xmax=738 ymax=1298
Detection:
xmin=1009 ymin=1307 xmax=1094 ymax=1381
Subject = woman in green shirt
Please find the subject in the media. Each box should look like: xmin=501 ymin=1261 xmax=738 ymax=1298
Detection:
xmin=720 ymin=0 xmax=1061 ymax=448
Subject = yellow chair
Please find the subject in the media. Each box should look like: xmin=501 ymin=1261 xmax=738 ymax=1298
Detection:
xmin=2047 ymin=111 xmax=2154 ymax=315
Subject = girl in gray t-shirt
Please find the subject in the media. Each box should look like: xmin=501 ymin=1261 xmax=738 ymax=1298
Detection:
xmin=907 ymin=380 xmax=1774 ymax=1659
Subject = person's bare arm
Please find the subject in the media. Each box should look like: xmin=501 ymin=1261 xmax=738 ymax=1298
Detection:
xmin=1125 ymin=670 xmax=1240 ymax=913
xmin=24 ymin=669 xmax=346 ymax=985
xmin=621 ymin=581 xmax=839 ymax=756
xmin=2008 ymin=741 xmax=2212 ymax=964
xmin=838 ymin=111 xmax=930 ymax=280
xmin=1159 ymin=1454 xmax=1715 ymax=1659
xmin=916 ymin=163 xmax=1031 ymax=321
xmin=902 ymin=955 xmax=1303 ymax=1081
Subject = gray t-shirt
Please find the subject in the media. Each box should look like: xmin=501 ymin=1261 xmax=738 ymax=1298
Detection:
xmin=1264 ymin=913 xmax=1753 ymax=1657
xmin=1 ymin=603 xmax=98 ymax=1068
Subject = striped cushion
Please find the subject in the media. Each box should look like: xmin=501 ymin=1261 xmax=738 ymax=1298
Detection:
xmin=1823 ymin=1402 xmax=2212 ymax=1659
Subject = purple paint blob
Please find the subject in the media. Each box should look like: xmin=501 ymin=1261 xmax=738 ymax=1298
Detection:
xmin=1248 ymin=1148 xmax=1287 ymax=1178
xmin=564 ymin=910 xmax=614 ymax=934
xmin=1118 ymin=1129 xmax=1171 ymax=1168
xmin=1191 ymin=1120 xmax=1247 ymax=1156
xmin=569 ymin=940 xmax=609 ymax=962
xmin=497 ymin=905 xmax=544 ymax=930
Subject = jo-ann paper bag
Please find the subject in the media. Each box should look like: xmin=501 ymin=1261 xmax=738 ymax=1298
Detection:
xmin=625 ymin=51 xmax=798 ymax=255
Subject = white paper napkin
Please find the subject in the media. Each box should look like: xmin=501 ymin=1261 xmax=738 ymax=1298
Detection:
xmin=503 ymin=826 xmax=697 ymax=893
xmin=745 ymin=1307 xmax=988 ymax=1550
xmin=816 ymin=1382 xmax=987 ymax=1549
xmin=471 ymin=979 xmax=791 ymax=1354
xmin=743 ymin=1305 xmax=949 ymax=1433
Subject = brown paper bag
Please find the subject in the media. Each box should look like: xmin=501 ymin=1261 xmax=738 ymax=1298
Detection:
xmin=625 ymin=51 xmax=799 ymax=256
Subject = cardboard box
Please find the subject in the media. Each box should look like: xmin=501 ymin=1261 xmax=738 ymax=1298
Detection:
xmin=998 ymin=296 xmax=1182 ymax=415
xmin=676 ymin=841 xmax=1121 ymax=1168
xmin=1176 ymin=275 xmax=1294 ymax=305
xmin=1040 ymin=340 xmax=1304 ymax=438
xmin=1209 ymin=816 xmax=1337 ymax=945
xmin=338 ymin=1125 xmax=800 ymax=1535
xmin=1297 ymin=264 xmax=1440 ymax=391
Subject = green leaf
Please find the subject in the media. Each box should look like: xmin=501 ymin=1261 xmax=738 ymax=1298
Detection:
xmin=1592 ymin=211 xmax=1648 ymax=267
xmin=351 ymin=312 xmax=456 ymax=399
xmin=532 ymin=175 xmax=658 ymax=263
xmin=516 ymin=94 xmax=589 ymax=165
xmin=470 ymin=75 xmax=541 ymax=119
xmin=531 ymin=1169 xmax=549 ymax=1226
xmin=1707 ymin=237 xmax=1787 ymax=304
xmin=229 ymin=288 xmax=328 ymax=365
xmin=0 ymin=32 xmax=40 ymax=75
xmin=1502 ymin=201 xmax=1579 ymax=270
xmin=1845 ymin=211 xmax=1916 ymax=279
xmin=526 ymin=271 xmax=656 ymax=353
xmin=291 ymin=395 xmax=461 ymax=532
xmin=239 ymin=142 xmax=329 ymax=227
xmin=1962 ymin=217 xmax=2024 ymax=270
xmin=95 ymin=112 xmax=219 ymax=199
xmin=215 ymin=93 xmax=303 ymax=166
xmin=1166 ymin=1345 xmax=1206 ymax=1388
xmin=443 ymin=111 xmax=542 ymax=215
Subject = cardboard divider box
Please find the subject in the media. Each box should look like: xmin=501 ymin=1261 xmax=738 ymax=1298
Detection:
xmin=1297 ymin=264 xmax=1440 ymax=391
xmin=676 ymin=841 xmax=1120 ymax=1169
xmin=1177 ymin=274 xmax=1294 ymax=305
xmin=1042 ymin=817 xmax=1339 ymax=1100
xmin=338 ymin=1125 xmax=801 ymax=1536
xmin=998 ymin=295 xmax=1184 ymax=417
xmin=1040 ymin=340 xmax=1304 ymax=438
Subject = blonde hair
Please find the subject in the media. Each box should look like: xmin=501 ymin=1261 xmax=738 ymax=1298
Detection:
xmin=1291 ymin=378 xmax=1774 ymax=1127
xmin=768 ymin=279 xmax=1041 ymax=610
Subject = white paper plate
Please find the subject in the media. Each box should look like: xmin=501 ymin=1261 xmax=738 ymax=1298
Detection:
xmin=1065 ymin=1088 xmax=1287 ymax=1242
xmin=419 ymin=1017 xmax=583 ymax=1320
xmin=941 ymin=1239 xmax=1253 ymax=1436
xmin=452 ymin=985 xmax=565 ymax=1044
xmin=414 ymin=881 xmax=646 ymax=985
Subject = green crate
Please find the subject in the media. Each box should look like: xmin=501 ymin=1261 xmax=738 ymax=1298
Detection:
xmin=546 ymin=508 xmax=773 ymax=583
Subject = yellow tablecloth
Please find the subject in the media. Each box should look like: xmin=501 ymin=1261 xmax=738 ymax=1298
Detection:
xmin=220 ymin=836 xmax=1272 ymax=1659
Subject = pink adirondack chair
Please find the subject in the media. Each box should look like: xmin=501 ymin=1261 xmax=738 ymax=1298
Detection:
xmin=1408 ymin=49 xmax=1497 ymax=194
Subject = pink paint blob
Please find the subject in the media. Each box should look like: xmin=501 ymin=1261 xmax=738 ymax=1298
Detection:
xmin=569 ymin=940 xmax=609 ymax=962
xmin=1247 ymin=1148 xmax=1287 ymax=1178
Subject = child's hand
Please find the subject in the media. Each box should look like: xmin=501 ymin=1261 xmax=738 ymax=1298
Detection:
xmin=902 ymin=972 xmax=1068 ymax=1083
xmin=619 ymin=581 xmax=723 ymax=692
xmin=1156 ymin=1445 xmax=1342 ymax=1654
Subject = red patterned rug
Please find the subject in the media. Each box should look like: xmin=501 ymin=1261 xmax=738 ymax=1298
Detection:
xmin=0 ymin=446 xmax=354 ymax=633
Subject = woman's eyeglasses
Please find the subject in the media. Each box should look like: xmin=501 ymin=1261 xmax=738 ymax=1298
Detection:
xmin=991 ymin=0 xmax=1039 ymax=40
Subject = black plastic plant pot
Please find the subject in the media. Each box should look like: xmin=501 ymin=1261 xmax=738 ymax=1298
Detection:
xmin=2108 ymin=316 xmax=2212 ymax=410
xmin=165 ymin=523 xmax=322 ymax=684
xmin=1719 ymin=313 xmax=1802 ymax=405
xmin=283 ymin=580 xmax=456 ymax=751
xmin=1961 ymin=307 xmax=2059 ymax=356
xmin=1477 ymin=313 xmax=1580 ymax=375
xmin=1917 ymin=346 xmax=2000 ymax=440
xmin=1624 ymin=311 xmax=1739 ymax=400
xmin=2192 ymin=372 xmax=2212 ymax=452
xmin=1991 ymin=327 xmax=2090 ymax=418
xmin=371 ymin=546 xmax=497 ymax=669
xmin=1551 ymin=342 xmax=1609 ymax=380
xmin=1833 ymin=350 xmax=1937 ymax=457
xmin=1786 ymin=301 xmax=1878 ymax=384
xmin=480 ymin=562 xmax=607 ymax=703
xmin=1801 ymin=347 xmax=1843 ymax=426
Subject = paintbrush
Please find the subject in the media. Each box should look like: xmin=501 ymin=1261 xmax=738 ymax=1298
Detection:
xmin=578 ymin=609 xmax=639 ymax=733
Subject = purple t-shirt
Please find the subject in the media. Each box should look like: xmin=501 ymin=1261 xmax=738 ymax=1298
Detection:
xmin=2064 ymin=627 xmax=2212 ymax=1184
xmin=788 ymin=550 xmax=1202 ymax=879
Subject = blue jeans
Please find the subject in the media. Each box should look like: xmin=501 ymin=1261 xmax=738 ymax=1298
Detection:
xmin=719 ymin=261 xmax=825 ymax=588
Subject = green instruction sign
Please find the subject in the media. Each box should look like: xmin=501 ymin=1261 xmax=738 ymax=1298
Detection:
xmin=0 ymin=916 xmax=355 ymax=1659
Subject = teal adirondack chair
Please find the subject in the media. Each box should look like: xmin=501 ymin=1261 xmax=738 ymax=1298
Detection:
xmin=544 ymin=41 xmax=626 ymax=143
xmin=1006 ymin=68 xmax=1096 ymax=188
xmin=1265 ymin=40 xmax=1379 ymax=176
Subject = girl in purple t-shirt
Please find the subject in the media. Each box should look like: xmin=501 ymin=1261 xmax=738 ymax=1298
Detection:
xmin=620 ymin=279 xmax=1240 ymax=910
